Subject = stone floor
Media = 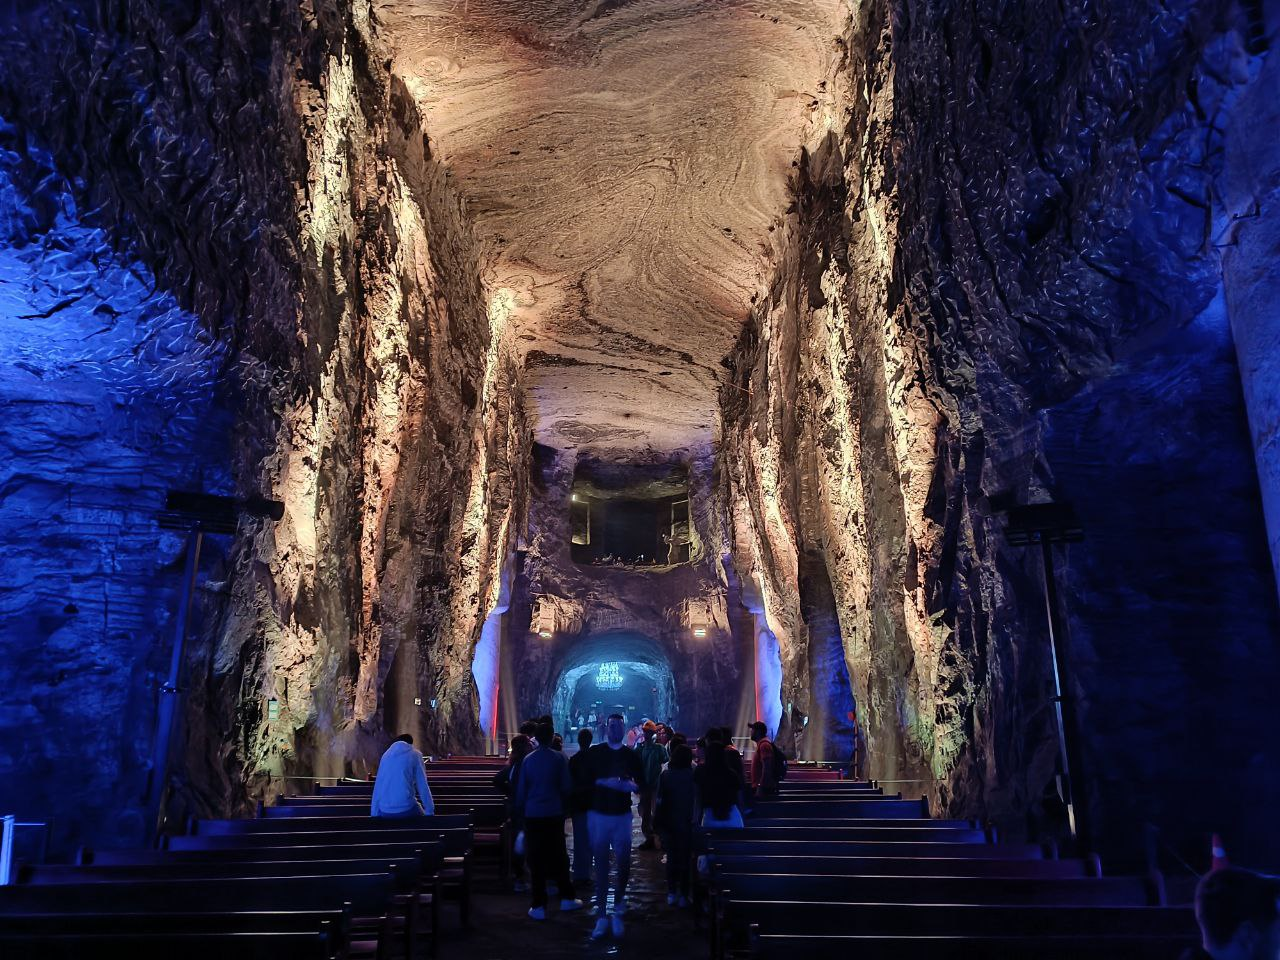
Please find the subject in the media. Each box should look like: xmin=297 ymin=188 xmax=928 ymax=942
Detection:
xmin=439 ymin=812 xmax=708 ymax=960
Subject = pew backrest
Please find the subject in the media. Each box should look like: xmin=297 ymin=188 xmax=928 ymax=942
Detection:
xmin=714 ymin=872 xmax=1159 ymax=907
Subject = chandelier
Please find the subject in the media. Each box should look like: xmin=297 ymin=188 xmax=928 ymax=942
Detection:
xmin=595 ymin=662 xmax=623 ymax=691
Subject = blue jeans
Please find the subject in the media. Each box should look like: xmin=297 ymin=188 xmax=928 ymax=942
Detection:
xmin=589 ymin=810 xmax=633 ymax=914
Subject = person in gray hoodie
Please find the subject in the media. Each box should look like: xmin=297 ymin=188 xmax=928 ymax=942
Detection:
xmin=516 ymin=720 xmax=585 ymax=920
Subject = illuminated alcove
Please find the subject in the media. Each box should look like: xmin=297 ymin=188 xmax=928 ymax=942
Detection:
xmin=548 ymin=630 xmax=677 ymax=737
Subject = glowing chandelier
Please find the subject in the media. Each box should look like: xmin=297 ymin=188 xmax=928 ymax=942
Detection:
xmin=595 ymin=662 xmax=623 ymax=691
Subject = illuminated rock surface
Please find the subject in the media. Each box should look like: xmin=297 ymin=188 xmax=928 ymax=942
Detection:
xmin=0 ymin=0 xmax=1277 ymax=870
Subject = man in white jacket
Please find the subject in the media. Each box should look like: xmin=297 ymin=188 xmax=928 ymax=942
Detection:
xmin=370 ymin=734 xmax=435 ymax=818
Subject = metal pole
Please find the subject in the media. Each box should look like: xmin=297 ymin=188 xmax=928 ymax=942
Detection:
xmin=1039 ymin=537 xmax=1090 ymax=852
xmin=0 ymin=815 xmax=14 ymax=886
xmin=146 ymin=526 xmax=203 ymax=840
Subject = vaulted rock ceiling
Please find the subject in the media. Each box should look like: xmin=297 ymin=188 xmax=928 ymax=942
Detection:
xmin=377 ymin=0 xmax=845 ymax=457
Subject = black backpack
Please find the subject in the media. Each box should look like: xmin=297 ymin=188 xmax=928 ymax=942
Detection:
xmin=772 ymin=743 xmax=788 ymax=783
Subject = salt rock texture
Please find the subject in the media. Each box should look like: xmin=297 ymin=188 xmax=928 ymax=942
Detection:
xmin=376 ymin=0 xmax=847 ymax=458
xmin=717 ymin=0 xmax=1280 ymax=864
xmin=0 ymin=126 xmax=233 ymax=848
xmin=0 ymin=0 xmax=528 ymax=843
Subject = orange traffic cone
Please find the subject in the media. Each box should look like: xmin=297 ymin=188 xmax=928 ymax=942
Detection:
xmin=1210 ymin=833 xmax=1229 ymax=872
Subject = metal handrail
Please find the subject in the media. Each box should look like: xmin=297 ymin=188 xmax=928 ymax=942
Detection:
xmin=0 ymin=816 xmax=50 ymax=885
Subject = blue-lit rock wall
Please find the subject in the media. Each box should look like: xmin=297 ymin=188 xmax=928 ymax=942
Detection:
xmin=0 ymin=0 xmax=529 ymax=844
xmin=0 ymin=120 xmax=233 ymax=848
xmin=1044 ymin=291 xmax=1280 ymax=864
xmin=719 ymin=0 xmax=1280 ymax=868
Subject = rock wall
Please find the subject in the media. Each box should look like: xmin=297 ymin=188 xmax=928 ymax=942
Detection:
xmin=719 ymin=0 xmax=1280 ymax=865
xmin=0 ymin=118 xmax=234 ymax=849
xmin=0 ymin=0 xmax=527 ymax=844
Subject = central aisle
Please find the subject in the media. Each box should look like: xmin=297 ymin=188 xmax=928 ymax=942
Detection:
xmin=439 ymin=808 xmax=708 ymax=959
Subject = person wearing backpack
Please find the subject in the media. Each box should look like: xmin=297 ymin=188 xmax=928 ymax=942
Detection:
xmin=747 ymin=721 xmax=779 ymax=797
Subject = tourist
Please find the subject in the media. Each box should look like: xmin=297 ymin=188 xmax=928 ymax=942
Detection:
xmin=655 ymin=743 xmax=696 ymax=905
xmin=370 ymin=734 xmax=435 ymax=818
xmin=1183 ymin=867 xmax=1280 ymax=959
xmin=516 ymin=721 xmax=584 ymax=920
xmin=494 ymin=734 xmax=533 ymax=891
xmin=585 ymin=713 xmax=644 ymax=939
xmin=635 ymin=720 xmax=668 ymax=849
xmin=747 ymin=720 xmax=778 ymax=798
xmin=694 ymin=740 xmax=744 ymax=828
xmin=568 ymin=727 xmax=595 ymax=887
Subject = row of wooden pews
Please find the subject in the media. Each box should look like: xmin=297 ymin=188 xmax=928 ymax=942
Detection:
xmin=0 ymin=755 xmax=503 ymax=958
xmin=264 ymin=755 xmax=511 ymax=878
xmin=703 ymin=777 xmax=1200 ymax=959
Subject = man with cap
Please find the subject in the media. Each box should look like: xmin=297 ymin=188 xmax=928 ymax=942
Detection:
xmin=634 ymin=720 xmax=668 ymax=850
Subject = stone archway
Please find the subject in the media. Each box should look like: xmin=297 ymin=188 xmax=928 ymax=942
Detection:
xmin=548 ymin=630 xmax=678 ymax=736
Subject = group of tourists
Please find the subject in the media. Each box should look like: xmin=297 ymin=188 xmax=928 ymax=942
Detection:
xmin=492 ymin=712 xmax=782 ymax=939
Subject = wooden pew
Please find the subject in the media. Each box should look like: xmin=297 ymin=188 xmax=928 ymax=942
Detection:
xmin=747 ymin=798 xmax=930 ymax=818
xmin=0 ymin=930 xmax=334 ymax=960
xmin=19 ymin=856 xmax=422 ymax=888
xmin=165 ymin=831 xmax=474 ymax=928
xmin=705 ymin=839 xmax=1048 ymax=859
xmin=718 ymin=899 xmax=1197 ymax=947
xmin=191 ymin=814 xmax=473 ymax=835
xmin=713 ymin=872 xmax=1162 ymax=907
xmin=707 ymin=855 xmax=1097 ymax=878
xmin=705 ymin=826 xmax=991 ymax=843
xmin=746 ymin=931 xmax=1194 ymax=959
xmin=743 ymin=817 xmax=973 ymax=829
xmin=0 ymin=873 xmax=401 ymax=956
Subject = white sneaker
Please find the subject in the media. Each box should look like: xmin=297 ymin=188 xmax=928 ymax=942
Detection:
xmin=527 ymin=906 xmax=546 ymax=921
xmin=559 ymin=898 xmax=584 ymax=912
xmin=666 ymin=893 xmax=678 ymax=906
xmin=611 ymin=913 xmax=625 ymax=937
xmin=591 ymin=916 xmax=610 ymax=939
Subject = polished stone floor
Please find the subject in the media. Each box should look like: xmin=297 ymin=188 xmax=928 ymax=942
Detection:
xmin=440 ymin=809 xmax=707 ymax=960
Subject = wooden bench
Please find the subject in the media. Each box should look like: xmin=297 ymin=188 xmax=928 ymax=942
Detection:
xmin=712 ymin=872 xmax=1161 ymax=907
xmin=745 ymin=931 xmax=1195 ymax=959
xmin=0 ymin=873 xmax=402 ymax=956
xmin=0 ymin=930 xmax=334 ymax=960
xmin=719 ymin=899 xmax=1197 ymax=942
xmin=747 ymin=799 xmax=929 ymax=818
xmin=705 ymin=839 xmax=1048 ymax=859
xmin=164 ymin=831 xmax=473 ymax=928
xmin=742 ymin=817 xmax=973 ymax=829
xmin=191 ymin=814 xmax=473 ymax=835
xmin=707 ymin=855 xmax=1097 ymax=878
xmin=705 ymin=826 xmax=991 ymax=843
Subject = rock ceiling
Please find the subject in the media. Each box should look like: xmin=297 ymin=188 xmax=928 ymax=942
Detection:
xmin=377 ymin=0 xmax=845 ymax=459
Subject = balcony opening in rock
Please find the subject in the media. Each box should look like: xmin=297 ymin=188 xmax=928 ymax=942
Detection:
xmin=568 ymin=459 xmax=693 ymax=568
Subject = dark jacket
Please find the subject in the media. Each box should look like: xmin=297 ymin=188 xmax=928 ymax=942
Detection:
xmin=568 ymin=749 xmax=594 ymax=816
xmin=516 ymin=745 xmax=572 ymax=819
xmin=655 ymin=766 xmax=695 ymax=833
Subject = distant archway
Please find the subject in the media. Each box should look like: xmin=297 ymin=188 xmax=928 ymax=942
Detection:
xmin=549 ymin=630 xmax=678 ymax=736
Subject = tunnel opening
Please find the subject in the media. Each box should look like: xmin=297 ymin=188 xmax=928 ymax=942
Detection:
xmin=548 ymin=630 xmax=678 ymax=741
